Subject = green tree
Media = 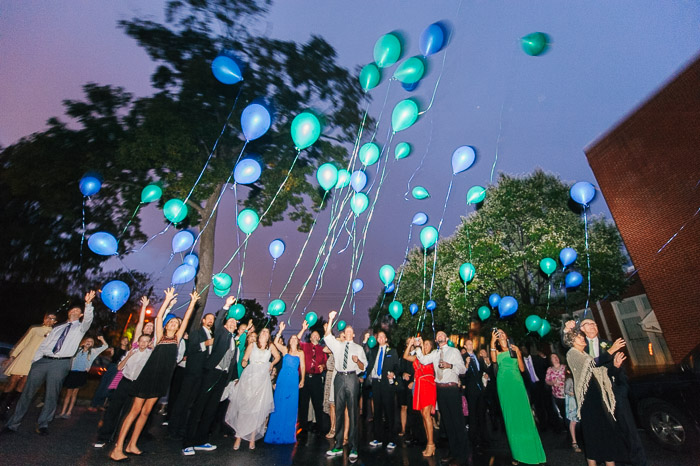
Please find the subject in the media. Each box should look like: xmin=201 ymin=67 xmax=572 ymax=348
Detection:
xmin=381 ymin=171 xmax=627 ymax=346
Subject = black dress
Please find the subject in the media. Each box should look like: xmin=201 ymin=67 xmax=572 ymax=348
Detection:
xmin=130 ymin=336 xmax=179 ymax=399
xmin=580 ymin=376 xmax=629 ymax=463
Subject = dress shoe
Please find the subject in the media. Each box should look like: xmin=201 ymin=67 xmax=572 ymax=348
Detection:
xmin=440 ymin=456 xmax=453 ymax=465
xmin=35 ymin=426 xmax=49 ymax=435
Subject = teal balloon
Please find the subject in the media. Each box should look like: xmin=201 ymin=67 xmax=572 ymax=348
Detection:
xmin=466 ymin=186 xmax=486 ymax=204
xmin=351 ymin=193 xmax=369 ymax=216
xmin=395 ymin=142 xmax=411 ymax=160
xmin=539 ymin=257 xmax=557 ymax=276
xmin=521 ymin=32 xmax=549 ymax=56
xmin=214 ymin=286 xmax=231 ymax=298
xmin=538 ymin=319 xmax=552 ymax=337
xmin=212 ymin=273 xmax=233 ymax=290
xmin=525 ymin=314 xmax=543 ymax=332
xmin=379 ymin=264 xmax=396 ymax=286
xmin=359 ymin=63 xmax=381 ymax=91
xmin=388 ymin=301 xmax=403 ymax=320
xmin=373 ymin=33 xmax=401 ymax=68
xmin=477 ymin=306 xmax=491 ymax=321
xmin=229 ymin=303 xmax=246 ymax=321
xmin=291 ymin=112 xmax=321 ymax=150
xmin=268 ymin=299 xmax=286 ymax=316
xmin=163 ymin=199 xmax=188 ymax=223
xmin=393 ymin=56 xmax=425 ymax=84
xmin=412 ymin=186 xmax=430 ymax=200
xmin=335 ymin=169 xmax=351 ymax=189
xmin=305 ymin=311 xmax=318 ymax=327
xmin=237 ymin=208 xmax=259 ymax=235
xmin=359 ymin=142 xmax=381 ymax=166
xmin=337 ymin=320 xmax=347 ymax=331
xmin=392 ymin=99 xmax=418 ymax=132
xmin=141 ymin=184 xmax=162 ymax=203
xmin=420 ymin=226 xmax=438 ymax=248
xmin=459 ymin=263 xmax=476 ymax=282
xmin=447 ymin=340 xmax=455 ymax=348
xmin=316 ymin=163 xmax=338 ymax=191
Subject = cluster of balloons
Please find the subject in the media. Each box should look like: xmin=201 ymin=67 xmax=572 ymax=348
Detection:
xmin=212 ymin=272 xmax=233 ymax=297
xmin=538 ymin=247 xmax=582 ymax=288
xmin=487 ymin=294 xmax=518 ymax=318
xmin=102 ymin=280 xmax=130 ymax=312
xmin=172 ymin=250 xmax=199 ymax=286
xmin=525 ymin=314 xmax=551 ymax=337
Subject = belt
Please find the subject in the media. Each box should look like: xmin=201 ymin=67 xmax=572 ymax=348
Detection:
xmin=436 ymin=382 xmax=459 ymax=388
xmin=43 ymin=355 xmax=71 ymax=360
xmin=307 ymin=373 xmax=322 ymax=378
xmin=336 ymin=371 xmax=356 ymax=375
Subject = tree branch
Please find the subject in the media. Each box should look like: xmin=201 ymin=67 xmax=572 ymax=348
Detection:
xmin=186 ymin=199 xmax=205 ymax=216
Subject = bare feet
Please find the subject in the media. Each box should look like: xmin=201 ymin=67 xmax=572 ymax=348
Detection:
xmin=249 ymin=440 xmax=255 ymax=450
xmin=125 ymin=444 xmax=142 ymax=455
xmin=233 ymin=438 xmax=241 ymax=450
xmin=110 ymin=448 xmax=128 ymax=462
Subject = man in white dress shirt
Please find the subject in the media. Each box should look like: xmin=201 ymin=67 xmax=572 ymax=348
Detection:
xmin=4 ymin=291 xmax=96 ymax=435
xmin=324 ymin=310 xmax=367 ymax=463
xmin=415 ymin=332 xmax=471 ymax=466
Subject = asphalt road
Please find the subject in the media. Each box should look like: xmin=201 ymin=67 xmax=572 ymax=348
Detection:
xmin=0 ymin=402 xmax=696 ymax=466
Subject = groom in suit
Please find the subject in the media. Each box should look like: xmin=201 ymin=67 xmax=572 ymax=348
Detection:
xmin=366 ymin=331 xmax=400 ymax=451
xmin=462 ymin=340 xmax=486 ymax=448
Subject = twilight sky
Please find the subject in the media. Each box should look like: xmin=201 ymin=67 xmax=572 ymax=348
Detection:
xmin=1 ymin=1 xmax=699 ymax=331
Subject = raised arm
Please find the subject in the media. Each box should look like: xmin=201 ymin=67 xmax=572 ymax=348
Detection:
xmin=155 ymin=288 xmax=177 ymax=343
xmin=297 ymin=319 xmax=309 ymax=341
xmin=133 ymin=296 xmax=150 ymax=342
xmin=325 ymin=311 xmax=337 ymax=337
xmin=177 ymin=291 xmax=200 ymax=342
xmin=273 ymin=322 xmax=288 ymax=355
xmin=117 ymin=348 xmax=136 ymax=371
xmin=403 ymin=337 xmax=417 ymax=362
xmin=80 ymin=290 xmax=96 ymax=332
xmin=217 ymin=296 xmax=237 ymax=329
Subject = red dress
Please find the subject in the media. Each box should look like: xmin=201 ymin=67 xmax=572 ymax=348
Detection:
xmin=412 ymin=360 xmax=437 ymax=410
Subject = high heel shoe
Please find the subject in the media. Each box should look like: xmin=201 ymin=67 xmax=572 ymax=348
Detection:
xmin=422 ymin=444 xmax=436 ymax=457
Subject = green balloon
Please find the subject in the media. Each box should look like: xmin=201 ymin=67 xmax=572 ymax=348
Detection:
xmin=459 ymin=263 xmax=476 ymax=282
xmin=525 ymin=314 xmax=543 ymax=332
xmin=359 ymin=142 xmax=381 ymax=166
xmin=351 ymin=193 xmax=369 ymax=216
xmin=316 ymin=163 xmax=338 ymax=191
xmin=379 ymin=264 xmax=396 ymax=286
xmin=228 ymin=303 xmax=245 ymax=321
xmin=212 ymin=272 xmax=233 ymax=290
xmin=392 ymin=99 xmax=419 ymax=132
xmin=359 ymin=63 xmax=381 ymax=92
xmin=412 ymin=186 xmax=430 ymax=200
xmin=373 ymin=33 xmax=401 ymax=68
xmin=521 ymin=32 xmax=549 ymax=56
xmin=466 ymin=186 xmax=486 ymax=204
xmin=163 ymin=198 xmax=188 ymax=223
xmin=539 ymin=257 xmax=557 ymax=276
xmin=420 ymin=226 xmax=438 ymax=248
xmin=335 ymin=169 xmax=351 ymax=189
xmin=477 ymin=306 xmax=491 ymax=321
xmin=268 ymin=299 xmax=286 ymax=316
xmin=394 ymin=142 xmax=411 ymax=160
xmin=538 ymin=319 xmax=551 ymax=337
xmin=214 ymin=286 xmax=231 ymax=298
xmin=388 ymin=301 xmax=403 ymax=320
xmin=305 ymin=311 xmax=318 ymax=327
xmin=447 ymin=340 xmax=455 ymax=348
xmin=237 ymin=208 xmax=259 ymax=235
xmin=141 ymin=184 xmax=162 ymax=203
xmin=367 ymin=335 xmax=377 ymax=348
xmin=394 ymin=56 xmax=425 ymax=84
xmin=291 ymin=112 xmax=321 ymax=150
xmin=337 ymin=320 xmax=347 ymax=331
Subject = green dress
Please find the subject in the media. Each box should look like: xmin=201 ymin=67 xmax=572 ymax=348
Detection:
xmin=496 ymin=351 xmax=546 ymax=464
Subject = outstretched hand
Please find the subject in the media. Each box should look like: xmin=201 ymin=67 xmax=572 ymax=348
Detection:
xmin=328 ymin=310 xmax=337 ymax=322
xmin=613 ymin=352 xmax=627 ymax=368
xmin=564 ymin=320 xmax=576 ymax=332
xmin=189 ymin=290 xmax=201 ymax=302
xmin=301 ymin=320 xmax=309 ymax=331
xmin=608 ymin=338 xmax=626 ymax=354
xmin=224 ymin=296 xmax=237 ymax=309
xmin=139 ymin=296 xmax=150 ymax=308
xmin=278 ymin=322 xmax=286 ymax=332
xmin=85 ymin=290 xmax=96 ymax=304
xmin=164 ymin=287 xmax=177 ymax=301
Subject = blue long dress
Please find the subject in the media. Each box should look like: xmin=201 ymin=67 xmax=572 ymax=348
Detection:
xmin=264 ymin=354 xmax=300 ymax=444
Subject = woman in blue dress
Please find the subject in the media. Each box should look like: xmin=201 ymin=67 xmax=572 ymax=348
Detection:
xmin=265 ymin=322 xmax=306 ymax=444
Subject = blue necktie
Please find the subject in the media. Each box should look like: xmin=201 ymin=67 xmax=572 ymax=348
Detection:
xmin=377 ymin=347 xmax=384 ymax=376
xmin=52 ymin=323 xmax=72 ymax=354
xmin=470 ymin=353 xmax=479 ymax=371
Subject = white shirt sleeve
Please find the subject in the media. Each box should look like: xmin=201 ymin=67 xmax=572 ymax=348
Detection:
xmin=80 ymin=303 xmax=94 ymax=333
xmin=324 ymin=335 xmax=341 ymax=355
xmin=415 ymin=347 xmax=438 ymax=366
xmin=447 ymin=348 xmax=466 ymax=375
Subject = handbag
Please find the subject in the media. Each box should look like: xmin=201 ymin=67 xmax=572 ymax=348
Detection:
xmin=461 ymin=395 xmax=469 ymax=416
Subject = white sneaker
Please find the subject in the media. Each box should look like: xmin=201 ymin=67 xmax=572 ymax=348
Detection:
xmin=349 ymin=450 xmax=359 ymax=461
xmin=386 ymin=442 xmax=396 ymax=451
xmin=161 ymin=421 xmax=169 ymax=426
xmin=182 ymin=447 xmax=195 ymax=456
xmin=369 ymin=439 xmax=382 ymax=447
xmin=326 ymin=448 xmax=343 ymax=457
xmin=194 ymin=443 xmax=217 ymax=451
xmin=93 ymin=442 xmax=106 ymax=449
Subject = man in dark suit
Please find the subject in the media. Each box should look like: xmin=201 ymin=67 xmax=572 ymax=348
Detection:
xmin=478 ymin=348 xmax=502 ymax=435
xmin=520 ymin=345 xmax=551 ymax=429
xmin=182 ymin=296 xmax=239 ymax=455
xmin=168 ymin=312 xmax=215 ymax=438
xmin=366 ymin=331 xmax=400 ymax=451
xmin=462 ymin=340 xmax=486 ymax=449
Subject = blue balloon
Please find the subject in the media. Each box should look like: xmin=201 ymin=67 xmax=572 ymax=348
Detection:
xmin=488 ymin=293 xmax=501 ymax=308
xmin=88 ymin=232 xmax=118 ymax=256
xmin=570 ymin=181 xmax=596 ymax=206
xmin=101 ymin=280 xmax=130 ymax=312
xmin=559 ymin=247 xmax=578 ymax=268
xmin=183 ymin=253 xmax=199 ymax=268
xmin=163 ymin=314 xmax=176 ymax=327
xmin=565 ymin=271 xmax=583 ymax=288
xmin=402 ymin=81 xmax=419 ymax=92
xmin=350 ymin=170 xmax=367 ymax=192
xmin=172 ymin=230 xmax=195 ymax=254
xmin=498 ymin=296 xmax=518 ymax=317
xmin=385 ymin=282 xmax=395 ymax=293
xmin=269 ymin=239 xmax=285 ymax=259
xmin=426 ymin=300 xmax=436 ymax=311
xmin=419 ymin=22 xmax=446 ymax=57
xmin=409 ymin=303 xmax=419 ymax=315
xmin=240 ymin=103 xmax=271 ymax=141
xmin=451 ymin=146 xmax=476 ymax=175
xmin=212 ymin=50 xmax=243 ymax=85
xmin=234 ymin=157 xmax=263 ymax=184
xmin=352 ymin=278 xmax=364 ymax=293
xmin=172 ymin=264 xmax=196 ymax=285
xmin=412 ymin=212 xmax=428 ymax=226
xmin=79 ymin=176 xmax=101 ymax=197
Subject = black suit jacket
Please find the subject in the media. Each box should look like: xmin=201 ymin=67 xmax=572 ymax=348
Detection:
xmin=463 ymin=352 xmax=484 ymax=399
xmin=204 ymin=307 xmax=238 ymax=382
xmin=185 ymin=326 xmax=211 ymax=374
xmin=366 ymin=345 xmax=400 ymax=388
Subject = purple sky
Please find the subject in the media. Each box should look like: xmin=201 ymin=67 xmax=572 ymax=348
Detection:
xmin=2 ymin=1 xmax=699 ymax=332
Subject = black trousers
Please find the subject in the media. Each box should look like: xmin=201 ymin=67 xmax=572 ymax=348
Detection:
xmin=466 ymin=389 xmax=486 ymax=446
xmin=97 ymin=378 xmax=134 ymax=442
xmin=437 ymin=385 xmax=471 ymax=460
xmin=166 ymin=366 xmax=186 ymax=420
xmin=183 ymin=368 xmax=229 ymax=448
xmin=334 ymin=372 xmax=360 ymax=451
xmin=167 ymin=369 xmax=202 ymax=436
xmin=298 ymin=372 xmax=325 ymax=431
xmin=371 ymin=380 xmax=396 ymax=444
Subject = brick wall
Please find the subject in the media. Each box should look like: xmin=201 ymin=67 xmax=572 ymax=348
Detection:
xmin=585 ymin=54 xmax=700 ymax=363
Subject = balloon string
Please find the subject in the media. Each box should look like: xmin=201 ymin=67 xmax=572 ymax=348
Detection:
xmin=404 ymin=117 xmax=434 ymax=199
xmin=368 ymin=80 xmax=393 ymax=143
xmin=583 ymin=208 xmax=591 ymax=315
xmin=233 ymin=184 xmax=242 ymax=277
xmin=393 ymin=223 xmax=414 ymax=299
xmin=417 ymin=248 xmax=428 ymax=334
xmin=116 ymin=256 xmax=138 ymax=282
xmin=465 ymin=221 xmax=473 ymax=261
xmin=490 ymin=44 xmax=521 ymax=184
xmin=267 ymin=259 xmax=277 ymax=303
xmin=117 ymin=203 xmax=142 ymax=244
xmin=334 ymin=211 xmax=358 ymax=321
xmin=417 ymin=40 xmax=450 ymax=116
xmin=428 ymin=175 xmax=454 ymax=298
xmin=372 ymin=291 xmax=387 ymax=327
xmin=546 ymin=276 xmax=552 ymax=312
xmin=236 ymin=236 xmax=249 ymax=298
xmin=79 ymin=197 xmax=86 ymax=274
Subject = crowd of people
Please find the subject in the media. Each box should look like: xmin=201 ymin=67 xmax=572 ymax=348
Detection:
xmin=0 ymin=288 xmax=648 ymax=466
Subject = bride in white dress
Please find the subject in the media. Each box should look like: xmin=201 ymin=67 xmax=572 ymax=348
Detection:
xmin=226 ymin=328 xmax=281 ymax=450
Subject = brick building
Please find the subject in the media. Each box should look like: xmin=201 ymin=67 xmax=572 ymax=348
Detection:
xmin=585 ymin=54 xmax=700 ymax=363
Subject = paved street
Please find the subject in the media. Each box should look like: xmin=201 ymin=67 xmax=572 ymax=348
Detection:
xmin=0 ymin=402 xmax=696 ymax=465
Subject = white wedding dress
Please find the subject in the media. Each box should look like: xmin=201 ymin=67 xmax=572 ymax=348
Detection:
xmin=225 ymin=344 xmax=274 ymax=441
